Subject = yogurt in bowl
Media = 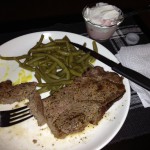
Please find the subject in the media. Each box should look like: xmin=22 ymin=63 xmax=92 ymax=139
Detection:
xmin=83 ymin=2 xmax=124 ymax=41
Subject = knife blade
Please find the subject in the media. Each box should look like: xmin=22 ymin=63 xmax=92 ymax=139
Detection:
xmin=70 ymin=42 xmax=150 ymax=91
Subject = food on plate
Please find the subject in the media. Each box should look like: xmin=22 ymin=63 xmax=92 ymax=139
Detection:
xmin=30 ymin=66 xmax=125 ymax=138
xmin=28 ymin=91 xmax=46 ymax=126
xmin=0 ymin=80 xmax=46 ymax=126
xmin=0 ymin=35 xmax=98 ymax=94
xmin=0 ymin=80 xmax=37 ymax=104
xmin=0 ymin=34 xmax=125 ymax=139
xmin=0 ymin=66 xmax=125 ymax=138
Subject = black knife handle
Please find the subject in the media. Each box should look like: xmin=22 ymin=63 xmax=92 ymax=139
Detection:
xmin=113 ymin=64 xmax=150 ymax=91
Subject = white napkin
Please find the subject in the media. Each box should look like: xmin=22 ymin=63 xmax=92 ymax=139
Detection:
xmin=115 ymin=43 xmax=150 ymax=108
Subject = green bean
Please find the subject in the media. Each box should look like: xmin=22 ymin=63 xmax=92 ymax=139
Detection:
xmin=42 ymin=42 xmax=56 ymax=47
xmin=69 ymin=69 xmax=82 ymax=77
xmin=71 ymin=51 xmax=85 ymax=56
xmin=33 ymin=34 xmax=44 ymax=48
xmin=28 ymin=46 xmax=60 ymax=54
xmin=53 ymin=54 xmax=66 ymax=62
xmin=0 ymin=54 xmax=28 ymax=60
xmin=35 ymin=72 xmax=42 ymax=83
xmin=36 ymin=57 xmax=53 ymax=65
xmin=47 ymin=55 xmax=70 ymax=80
xmin=56 ymin=49 xmax=70 ymax=56
xmin=46 ymin=62 xmax=57 ymax=74
xmin=56 ymin=38 xmax=73 ymax=51
xmin=37 ymin=86 xmax=51 ymax=94
xmin=49 ymin=36 xmax=54 ymax=42
xmin=90 ymin=40 xmax=98 ymax=63
xmin=73 ymin=65 xmax=84 ymax=73
xmin=15 ymin=59 xmax=35 ymax=71
xmin=19 ymin=63 xmax=35 ymax=72
xmin=76 ymin=53 xmax=90 ymax=63
xmin=19 ymin=64 xmax=35 ymax=71
xmin=62 ymin=35 xmax=70 ymax=41
xmin=68 ymin=54 xmax=73 ymax=65
xmin=35 ymin=68 xmax=53 ymax=83
xmin=0 ymin=34 xmax=98 ymax=94
xmin=83 ymin=42 xmax=87 ymax=47
xmin=92 ymin=41 xmax=98 ymax=53
xmin=37 ymin=59 xmax=49 ymax=65
xmin=32 ymin=53 xmax=48 ymax=57
xmin=26 ymin=56 xmax=45 ymax=65
xmin=47 ymin=73 xmax=60 ymax=80
xmin=55 ymin=39 xmax=68 ymax=43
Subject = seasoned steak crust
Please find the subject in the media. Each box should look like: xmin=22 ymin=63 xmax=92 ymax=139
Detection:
xmin=27 ymin=92 xmax=46 ymax=126
xmin=0 ymin=80 xmax=37 ymax=104
xmin=0 ymin=66 xmax=126 ymax=139
xmin=0 ymin=80 xmax=46 ymax=126
xmin=43 ymin=66 xmax=126 ymax=138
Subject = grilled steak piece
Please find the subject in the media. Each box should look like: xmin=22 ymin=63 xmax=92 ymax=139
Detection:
xmin=28 ymin=92 xmax=46 ymax=126
xmin=0 ymin=66 xmax=125 ymax=138
xmin=43 ymin=99 xmax=107 ymax=138
xmin=43 ymin=66 xmax=125 ymax=138
xmin=0 ymin=80 xmax=37 ymax=104
xmin=0 ymin=80 xmax=46 ymax=126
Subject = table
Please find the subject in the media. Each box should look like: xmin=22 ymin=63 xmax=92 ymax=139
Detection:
xmin=0 ymin=15 xmax=150 ymax=150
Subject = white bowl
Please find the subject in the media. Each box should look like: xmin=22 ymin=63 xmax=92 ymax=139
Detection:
xmin=82 ymin=3 xmax=124 ymax=41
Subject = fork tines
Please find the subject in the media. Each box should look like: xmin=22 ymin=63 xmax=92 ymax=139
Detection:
xmin=0 ymin=106 xmax=33 ymax=127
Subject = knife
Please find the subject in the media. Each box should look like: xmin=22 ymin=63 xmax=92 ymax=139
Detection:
xmin=70 ymin=42 xmax=150 ymax=91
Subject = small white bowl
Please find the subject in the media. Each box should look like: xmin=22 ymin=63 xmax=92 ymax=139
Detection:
xmin=82 ymin=3 xmax=124 ymax=41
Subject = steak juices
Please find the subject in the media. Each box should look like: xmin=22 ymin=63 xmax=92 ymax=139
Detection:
xmin=82 ymin=2 xmax=124 ymax=41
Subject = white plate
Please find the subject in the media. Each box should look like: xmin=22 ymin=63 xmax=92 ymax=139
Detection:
xmin=0 ymin=31 xmax=131 ymax=150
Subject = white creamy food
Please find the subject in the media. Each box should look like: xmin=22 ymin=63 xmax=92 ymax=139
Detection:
xmin=84 ymin=3 xmax=120 ymax=26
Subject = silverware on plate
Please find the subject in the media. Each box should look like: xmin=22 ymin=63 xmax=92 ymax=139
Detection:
xmin=0 ymin=106 xmax=32 ymax=127
xmin=70 ymin=42 xmax=150 ymax=91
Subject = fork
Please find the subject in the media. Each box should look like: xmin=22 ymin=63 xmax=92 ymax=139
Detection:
xmin=0 ymin=106 xmax=33 ymax=127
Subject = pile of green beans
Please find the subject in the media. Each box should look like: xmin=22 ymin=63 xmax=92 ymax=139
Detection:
xmin=0 ymin=35 xmax=98 ymax=94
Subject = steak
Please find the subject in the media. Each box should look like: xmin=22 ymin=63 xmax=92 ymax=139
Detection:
xmin=0 ymin=66 xmax=126 ymax=139
xmin=0 ymin=80 xmax=46 ymax=126
xmin=27 ymin=92 xmax=46 ymax=126
xmin=42 ymin=66 xmax=125 ymax=138
xmin=0 ymin=80 xmax=37 ymax=104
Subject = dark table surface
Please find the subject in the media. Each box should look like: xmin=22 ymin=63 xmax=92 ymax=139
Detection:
xmin=0 ymin=14 xmax=150 ymax=150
